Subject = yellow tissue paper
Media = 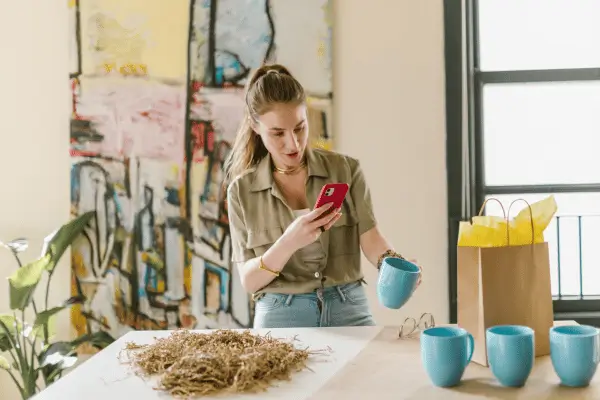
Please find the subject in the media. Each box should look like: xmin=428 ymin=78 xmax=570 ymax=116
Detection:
xmin=457 ymin=195 xmax=558 ymax=248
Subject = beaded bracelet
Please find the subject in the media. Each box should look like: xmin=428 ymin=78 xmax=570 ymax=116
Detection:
xmin=377 ymin=249 xmax=405 ymax=270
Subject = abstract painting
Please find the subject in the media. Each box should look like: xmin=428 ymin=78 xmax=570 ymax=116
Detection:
xmin=69 ymin=0 xmax=333 ymax=344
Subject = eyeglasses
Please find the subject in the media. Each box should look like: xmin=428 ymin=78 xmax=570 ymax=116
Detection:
xmin=398 ymin=312 xmax=435 ymax=339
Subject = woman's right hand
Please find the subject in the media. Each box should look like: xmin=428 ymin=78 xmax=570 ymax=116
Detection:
xmin=281 ymin=203 xmax=342 ymax=252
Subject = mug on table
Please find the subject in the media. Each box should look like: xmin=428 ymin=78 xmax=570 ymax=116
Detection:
xmin=550 ymin=324 xmax=600 ymax=387
xmin=420 ymin=326 xmax=474 ymax=387
xmin=486 ymin=325 xmax=535 ymax=387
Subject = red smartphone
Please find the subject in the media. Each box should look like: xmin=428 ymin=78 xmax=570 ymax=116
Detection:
xmin=314 ymin=183 xmax=349 ymax=216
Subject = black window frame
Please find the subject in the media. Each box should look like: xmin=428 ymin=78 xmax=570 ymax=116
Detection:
xmin=444 ymin=0 xmax=600 ymax=326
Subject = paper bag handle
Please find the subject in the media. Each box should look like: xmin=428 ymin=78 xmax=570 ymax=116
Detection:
xmin=477 ymin=198 xmax=536 ymax=245
xmin=507 ymin=199 xmax=536 ymax=245
xmin=477 ymin=198 xmax=506 ymax=218
xmin=476 ymin=198 xmax=509 ymax=244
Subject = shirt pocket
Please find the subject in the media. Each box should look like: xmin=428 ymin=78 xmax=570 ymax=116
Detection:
xmin=329 ymin=212 xmax=360 ymax=256
xmin=246 ymin=227 xmax=284 ymax=257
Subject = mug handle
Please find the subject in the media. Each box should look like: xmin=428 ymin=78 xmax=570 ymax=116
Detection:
xmin=465 ymin=333 xmax=474 ymax=366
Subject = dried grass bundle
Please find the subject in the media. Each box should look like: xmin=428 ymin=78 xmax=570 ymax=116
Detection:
xmin=122 ymin=329 xmax=325 ymax=397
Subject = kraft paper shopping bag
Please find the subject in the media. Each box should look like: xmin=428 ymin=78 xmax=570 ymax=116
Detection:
xmin=456 ymin=197 xmax=556 ymax=366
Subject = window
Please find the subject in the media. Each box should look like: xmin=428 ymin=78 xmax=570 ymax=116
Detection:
xmin=444 ymin=0 xmax=600 ymax=324
xmin=477 ymin=1 xmax=600 ymax=71
xmin=482 ymin=82 xmax=600 ymax=186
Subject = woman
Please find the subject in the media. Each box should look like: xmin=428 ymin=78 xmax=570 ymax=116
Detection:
xmin=224 ymin=64 xmax=420 ymax=328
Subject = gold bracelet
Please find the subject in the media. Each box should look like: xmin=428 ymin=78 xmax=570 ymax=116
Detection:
xmin=258 ymin=257 xmax=280 ymax=276
xmin=377 ymin=249 xmax=404 ymax=270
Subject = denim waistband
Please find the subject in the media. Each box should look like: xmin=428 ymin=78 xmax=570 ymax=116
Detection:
xmin=256 ymin=280 xmax=363 ymax=304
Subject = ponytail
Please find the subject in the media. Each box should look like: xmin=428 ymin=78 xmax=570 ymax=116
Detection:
xmin=223 ymin=109 xmax=268 ymax=185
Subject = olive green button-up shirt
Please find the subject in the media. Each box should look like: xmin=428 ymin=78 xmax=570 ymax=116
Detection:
xmin=226 ymin=148 xmax=377 ymax=295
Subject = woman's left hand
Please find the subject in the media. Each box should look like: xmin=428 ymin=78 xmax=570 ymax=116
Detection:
xmin=409 ymin=259 xmax=422 ymax=287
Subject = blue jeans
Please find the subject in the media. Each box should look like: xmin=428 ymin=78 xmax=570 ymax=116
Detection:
xmin=253 ymin=281 xmax=376 ymax=328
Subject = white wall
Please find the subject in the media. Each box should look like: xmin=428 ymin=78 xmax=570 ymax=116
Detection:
xmin=0 ymin=2 xmax=71 ymax=400
xmin=0 ymin=1 xmax=447 ymax=398
xmin=334 ymin=0 xmax=448 ymax=326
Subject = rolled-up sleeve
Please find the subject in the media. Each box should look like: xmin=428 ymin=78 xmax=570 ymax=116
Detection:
xmin=348 ymin=159 xmax=377 ymax=235
xmin=227 ymin=181 xmax=255 ymax=263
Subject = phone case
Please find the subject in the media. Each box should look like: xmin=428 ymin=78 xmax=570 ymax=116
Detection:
xmin=314 ymin=183 xmax=349 ymax=210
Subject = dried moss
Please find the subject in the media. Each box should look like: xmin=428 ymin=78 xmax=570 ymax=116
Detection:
xmin=121 ymin=329 xmax=326 ymax=397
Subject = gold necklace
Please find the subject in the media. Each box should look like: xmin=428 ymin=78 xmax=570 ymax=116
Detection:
xmin=274 ymin=159 xmax=306 ymax=175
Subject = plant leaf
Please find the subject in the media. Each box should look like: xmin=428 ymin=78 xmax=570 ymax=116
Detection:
xmin=34 ymin=307 xmax=65 ymax=327
xmin=0 ymin=355 xmax=10 ymax=370
xmin=5 ymin=238 xmax=28 ymax=253
xmin=0 ymin=314 xmax=18 ymax=334
xmin=7 ymin=254 xmax=50 ymax=310
xmin=31 ymin=299 xmax=84 ymax=340
xmin=70 ymin=330 xmax=115 ymax=350
xmin=0 ymin=336 xmax=11 ymax=352
xmin=31 ymin=318 xmax=58 ymax=341
xmin=0 ymin=314 xmax=19 ymax=351
xmin=38 ymin=342 xmax=77 ymax=383
xmin=32 ymin=307 xmax=64 ymax=340
xmin=43 ymin=211 xmax=94 ymax=272
xmin=38 ymin=342 xmax=77 ymax=369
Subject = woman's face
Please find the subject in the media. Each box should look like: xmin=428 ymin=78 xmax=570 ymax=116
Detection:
xmin=253 ymin=102 xmax=309 ymax=169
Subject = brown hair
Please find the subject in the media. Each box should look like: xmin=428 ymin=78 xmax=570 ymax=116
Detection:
xmin=223 ymin=64 xmax=306 ymax=184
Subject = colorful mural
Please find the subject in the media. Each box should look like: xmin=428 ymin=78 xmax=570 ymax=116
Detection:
xmin=69 ymin=0 xmax=333 ymax=342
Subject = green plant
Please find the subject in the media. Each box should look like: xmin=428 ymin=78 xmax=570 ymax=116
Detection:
xmin=0 ymin=211 xmax=115 ymax=399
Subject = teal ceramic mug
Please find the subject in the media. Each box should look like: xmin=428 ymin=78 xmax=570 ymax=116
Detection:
xmin=486 ymin=325 xmax=535 ymax=387
xmin=421 ymin=326 xmax=474 ymax=387
xmin=550 ymin=325 xmax=600 ymax=387
xmin=376 ymin=257 xmax=420 ymax=309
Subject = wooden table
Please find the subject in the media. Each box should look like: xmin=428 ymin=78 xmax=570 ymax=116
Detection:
xmin=32 ymin=323 xmax=600 ymax=400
